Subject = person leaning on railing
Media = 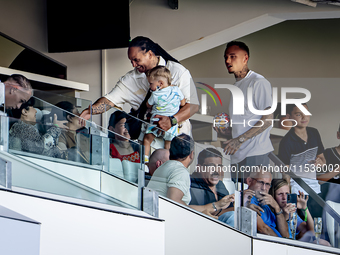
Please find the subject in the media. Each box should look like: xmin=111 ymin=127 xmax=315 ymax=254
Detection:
xmin=80 ymin=36 xmax=199 ymax=140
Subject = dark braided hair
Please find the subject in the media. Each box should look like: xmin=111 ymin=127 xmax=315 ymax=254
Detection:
xmin=129 ymin=36 xmax=180 ymax=64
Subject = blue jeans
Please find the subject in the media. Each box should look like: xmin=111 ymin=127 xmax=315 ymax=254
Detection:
xmin=218 ymin=211 xmax=234 ymax=227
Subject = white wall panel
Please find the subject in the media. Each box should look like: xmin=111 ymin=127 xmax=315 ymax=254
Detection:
xmin=159 ymin=197 xmax=251 ymax=255
xmin=0 ymin=191 xmax=164 ymax=255
xmin=0 ymin=217 xmax=40 ymax=255
xmin=253 ymin=239 xmax=339 ymax=255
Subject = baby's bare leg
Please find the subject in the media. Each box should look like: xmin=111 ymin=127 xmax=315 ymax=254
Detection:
xmin=164 ymin=140 xmax=171 ymax=150
xmin=143 ymin=133 xmax=156 ymax=157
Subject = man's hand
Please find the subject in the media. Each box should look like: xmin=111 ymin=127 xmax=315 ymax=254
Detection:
xmin=213 ymin=126 xmax=232 ymax=140
xmin=154 ymin=114 xmax=171 ymax=132
xmin=201 ymin=208 xmax=218 ymax=220
xmin=243 ymin=189 xmax=255 ymax=206
xmin=80 ymin=106 xmax=91 ymax=121
xmin=257 ymin=192 xmax=280 ymax=212
xmin=222 ymin=138 xmax=242 ymax=155
xmin=152 ymin=102 xmax=197 ymax=133
xmin=248 ymin=203 xmax=264 ymax=216
xmin=243 ymin=190 xmax=265 ymax=216
xmin=221 ymin=110 xmax=274 ymax=155
xmin=215 ymin=194 xmax=235 ymax=210
xmin=80 ymin=97 xmax=115 ymax=121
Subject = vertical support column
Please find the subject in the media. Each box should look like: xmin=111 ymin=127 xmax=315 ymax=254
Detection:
xmin=200 ymin=94 xmax=207 ymax=115
xmin=138 ymin=144 xmax=145 ymax=211
xmin=0 ymin=115 xmax=9 ymax=152
xmin=236 ymin=207 xmax=257 ymax=236
xmin=234 ymin=190 xmax=240 ymax=228
xmin=101 ymin=49 xmax=108 ymax=127
xmin=0 ymin=157 xmax=12 ymax=190
xmin=335 ymin=221 xmax=339 ymax=248
xmin=143 ymin=187 xmax=159 ymax=218
xmin=234 ymin=190 xmax=257 ymax=236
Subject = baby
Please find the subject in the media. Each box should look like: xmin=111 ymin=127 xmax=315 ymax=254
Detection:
xmin=143 ymin=66 xmax=185 ymax=162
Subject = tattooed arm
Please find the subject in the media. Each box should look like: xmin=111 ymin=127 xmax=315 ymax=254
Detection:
xmin=80 ymin=97 xmax=115 ymax=120
xmin=223 ymin=110 xmax=273 ymax=155
xmin=91 ymin=97 xmax=115 ymax=114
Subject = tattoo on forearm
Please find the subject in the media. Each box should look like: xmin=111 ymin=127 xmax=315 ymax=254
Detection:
xmin=242 ymin=113 xmax=273 ymax=140
xmin=90 ymin=97 xmax=114 ymax=114
xmin=92 ymin=103 xmax=112 ymax=114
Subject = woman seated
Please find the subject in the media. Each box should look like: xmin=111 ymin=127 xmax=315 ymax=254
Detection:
xmin=9 ymin=97 xmax=62 ymax=157
xmin=270 ymin=178 xmax=330 ymax=246
xmin=51 ymin=101 xmax=90 ymax=164
xmin=108 ymin=111 xmax=140 ymax=163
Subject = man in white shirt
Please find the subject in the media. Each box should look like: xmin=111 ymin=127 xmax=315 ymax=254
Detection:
xmin=80 ymin=36 xmax=199 ymax=137
xmin=221 ymin=41 xmax=274 ymax=172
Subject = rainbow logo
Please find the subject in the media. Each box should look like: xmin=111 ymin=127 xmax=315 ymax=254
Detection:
xmin=196 ymin=82 xmax=223 ymax=106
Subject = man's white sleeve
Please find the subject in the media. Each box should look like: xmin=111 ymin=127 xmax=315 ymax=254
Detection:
xmin=104 ymin=80 xmax=128 ymax=110
xmin=177 ymin=70 xmax=199 ymax=105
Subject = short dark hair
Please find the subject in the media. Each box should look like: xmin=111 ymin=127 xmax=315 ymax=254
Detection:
xmin=197 ymin=147 xmax=222 ymax=165
xmin=9 ymin=97 xmax=35 ymax=119
xmin=108 ymin=110 xmax=128 ymax=128
xmin=170 ymin=134 xmax=194 ymax=161
xmin=226 ymin=41 xmax=250 ymax=57
xmin=286 ymin=103 xmax=308 ymax=116
xmin=53 ymin=101 xmax=75 ymax=121
xmin=108 ymin=110 xmax=129 ymax=139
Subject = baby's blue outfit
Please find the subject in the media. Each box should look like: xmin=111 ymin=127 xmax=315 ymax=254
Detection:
xmin=146 ymin=86 xmax=184 ymax=141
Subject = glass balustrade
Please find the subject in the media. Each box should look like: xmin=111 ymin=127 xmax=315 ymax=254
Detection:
xmin=1 ymin=85 xmax=340 ymax=252
xmin=0 ymin=90 xmax=144 ymax=210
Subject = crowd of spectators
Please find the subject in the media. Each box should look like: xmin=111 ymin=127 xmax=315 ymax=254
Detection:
xmin=1 ymin=37 xmax=340 ymax=249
